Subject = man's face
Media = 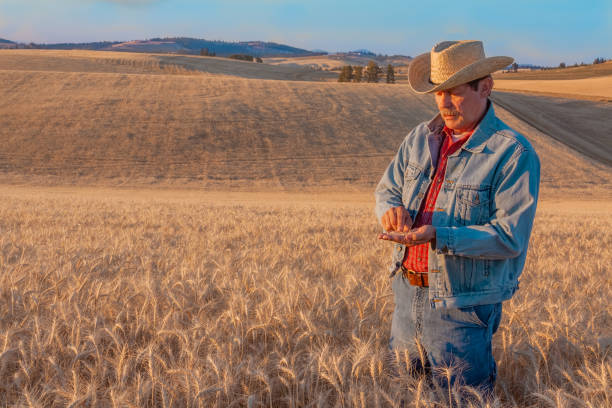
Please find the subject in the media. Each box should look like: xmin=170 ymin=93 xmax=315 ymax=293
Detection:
xmin=434 ymin=78 xmax=491 ymax=133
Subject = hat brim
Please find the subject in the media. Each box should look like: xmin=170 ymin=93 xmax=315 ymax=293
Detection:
xmin=408 ymin=52 xmax=514 ymax=94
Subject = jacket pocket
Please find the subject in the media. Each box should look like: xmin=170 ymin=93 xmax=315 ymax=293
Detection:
xmin=454 ymin=185 xmax=491 ymax=225
xmin=388 ymin=243 xmax=406 ymax=275
xmin=402 ymin=163 xmax=422 ymax=208
xmin=466 ymin=258 xmax=491 ymax=291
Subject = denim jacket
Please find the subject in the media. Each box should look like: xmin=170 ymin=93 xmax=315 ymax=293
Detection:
xmin=374 ymin=102 xmax=540 ymax=309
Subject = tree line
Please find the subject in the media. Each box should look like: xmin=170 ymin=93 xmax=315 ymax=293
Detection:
xmin=558 ymin=57 xmax=608 ymax=68
xmin=338 ymin=60 xmax=396 ymax=83
xmin=200 ymin=48 xmax=263 ymax=63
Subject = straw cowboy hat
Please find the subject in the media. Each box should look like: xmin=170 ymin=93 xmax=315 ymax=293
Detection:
xmin=408 ymin=40 xmax=513 ymax=94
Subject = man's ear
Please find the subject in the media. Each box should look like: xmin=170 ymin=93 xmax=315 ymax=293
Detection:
xmin=480 ymin=76 xmax=493 ymax=97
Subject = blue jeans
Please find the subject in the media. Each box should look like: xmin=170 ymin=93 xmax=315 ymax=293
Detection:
xmin=390 ymin=273 xmax=502 ymax=394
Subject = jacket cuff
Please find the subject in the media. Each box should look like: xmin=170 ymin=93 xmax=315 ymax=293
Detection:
xmin=435 ymin=226 xmax=454 ymax=255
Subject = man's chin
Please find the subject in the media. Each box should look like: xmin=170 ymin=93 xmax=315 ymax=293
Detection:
xmin=443 ymin=118 xmax=459 ymax=129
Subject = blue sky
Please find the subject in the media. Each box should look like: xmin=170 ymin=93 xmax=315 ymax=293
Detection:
xmin=0 ymin=0 xmax=610 ymax=65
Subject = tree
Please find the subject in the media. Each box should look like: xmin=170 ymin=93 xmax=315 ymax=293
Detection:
xmin=338 ymin=66 xmax=348 ymax=82
xmin=337 ymin=65 xmax=354 ymax=82
xmin=386 ymin=64 xmax=395 ymax=83
xmin=229 ymin=54 xmax=254 ymax=62
xmin=353 ymin=66 xmax=363 ymax=82
xmin=365 ymin=60 xmax=382 ymax=83
xmin=256 ymin=57 xmax=263 ymax=63
xmin=559 ymin=62 xmax=566 ymax=68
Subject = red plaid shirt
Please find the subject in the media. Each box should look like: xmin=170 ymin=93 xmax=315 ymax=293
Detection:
xmin=402 ymin=126 xmax=473 ymax=272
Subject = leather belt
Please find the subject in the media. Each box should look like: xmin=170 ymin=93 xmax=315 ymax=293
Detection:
xmin=401 ymin=265 xmax=429 ymax=287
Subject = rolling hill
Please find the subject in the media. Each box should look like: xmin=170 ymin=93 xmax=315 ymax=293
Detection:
xmin=4 ymin=37 xmax=323 ymax=57
xmin=265 ymin=53 xmax=412 ymax=71
xmin=0 ymin=50 xmax=336 ymax=81
xmin=0 ymin=50 xmax=610 ymax=198
xmin=493 ymin=60 xmax=612 ymax=80
xmin=0 ymin=38 xmax=16 ymax=49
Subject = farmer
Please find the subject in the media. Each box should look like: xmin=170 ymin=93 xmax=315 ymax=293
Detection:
xmin=375 ymin=40 xmax=540 ymax=395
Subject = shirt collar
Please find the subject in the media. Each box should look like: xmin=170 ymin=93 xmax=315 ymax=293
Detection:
xmin=427 ymin=100 xmax=497 ymax=154
xmin=442 ymin=125 xmax=473 ymax=140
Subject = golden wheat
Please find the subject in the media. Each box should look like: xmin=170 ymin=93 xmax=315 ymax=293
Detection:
xmin=0 ymin=49 xmax=610 ymax=407
xmin=0 ymin=187 xmax=609 ymax=407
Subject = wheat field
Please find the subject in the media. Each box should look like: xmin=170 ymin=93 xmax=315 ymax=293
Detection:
xmin=0 ymin=50 xmax=611 ymax=407
xmin=0 ymin=187 xmax=610 ymax=407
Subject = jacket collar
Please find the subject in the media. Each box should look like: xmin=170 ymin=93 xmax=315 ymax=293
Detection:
xmin=426 ymin=100 xmax=497 ymax=154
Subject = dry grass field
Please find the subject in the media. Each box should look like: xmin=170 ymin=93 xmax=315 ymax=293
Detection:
xmin=0 ymin=50 xmax=611 ymax=407
xmin=0 ymin=50 xmax=335 ymax=81
xmin=1 ymin=50 xmax=611 ymax=195
xmin=0 ymin=50 xmax=437 ymax=190
xmin=264 ymin=55 xmax=412 ymax=73
xmin=492 ymin=61 xmax=612 ymax=81
xmin=491 ymin=93 xmax=612 ymax=167
xmin=264 ymin=56 xmax=349 ymax=70
xmin=493 ymin=76 xmax=612 ymax=100
xmin=0 ymin=50 xmax=202 ymax=76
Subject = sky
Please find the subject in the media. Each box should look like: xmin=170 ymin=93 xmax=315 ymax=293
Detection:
xmin=0 ymin=0 xmax=610 ymax=66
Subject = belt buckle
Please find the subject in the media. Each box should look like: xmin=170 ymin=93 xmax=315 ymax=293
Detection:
xmin=401 ymin=265 xmax=428 ymax=287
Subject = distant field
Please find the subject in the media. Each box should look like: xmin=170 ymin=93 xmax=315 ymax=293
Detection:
xmin=0 ymin=49 xmax=336 ymax=81
xmin=493 ymin=61 xmax=612 ymax=80
xmin=265 ymin=54 xmax=412 ymax=72
xmin=494 ymin=76 xmax=612 ymax=99
xmin=492 ymin=91 xmax=612 ymax=166
xmin=264 ymin=55 xmax=348 ymax=70
xmin=0 ymin=49 xmax=200 ymax=76
xmin=0 ymin=50 xmax=438 ymax=190
xmin=1 ymin=50 xmax=611 ymax=197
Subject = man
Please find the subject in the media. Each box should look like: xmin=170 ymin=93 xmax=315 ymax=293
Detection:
xmin=375 ymin=40 xmax=540 ymax=395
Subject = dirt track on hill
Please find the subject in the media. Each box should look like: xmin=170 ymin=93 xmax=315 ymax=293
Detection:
xmin=491 ymin=91 xmax=612 ymax=167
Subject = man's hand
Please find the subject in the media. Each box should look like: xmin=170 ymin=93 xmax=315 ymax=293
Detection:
xmin=381 ymin=206 xmax=413 ymax=232
xmin=378 ymin=225 xmax=437 ymax=248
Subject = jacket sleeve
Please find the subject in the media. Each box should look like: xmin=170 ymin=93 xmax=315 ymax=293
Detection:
xmin=434 ymin=145 xmax=540 ymax=259
xmin=374 ymin=136 xmax=409 ymax=224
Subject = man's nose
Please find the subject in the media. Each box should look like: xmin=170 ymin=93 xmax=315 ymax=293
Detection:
xmin=438 ymin=92 xmax=452 ymax=108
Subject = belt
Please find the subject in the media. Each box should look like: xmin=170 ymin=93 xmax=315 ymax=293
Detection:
xmin=401 ymin=265 xmax=429 ymax=287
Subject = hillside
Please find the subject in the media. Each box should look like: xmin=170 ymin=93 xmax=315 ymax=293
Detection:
xmin=6 ymin=37 xmax=321 ymax=57
xmin=0 ymin=50 xmax=610 ymax=197
xmin=493 ymin=76 xmax=612 ymax=100
xmin=0 ymin=50 xmax=336 ymax=81
xmin=493 ymin=61 xmax=612 ymax=80
xmin=0 ymin=38 xmax=16 ymax=49
xmin=0 ymin=68 xmax=436 ymax=190
xmin=265 ymin=53 xmax=412 ymax=71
